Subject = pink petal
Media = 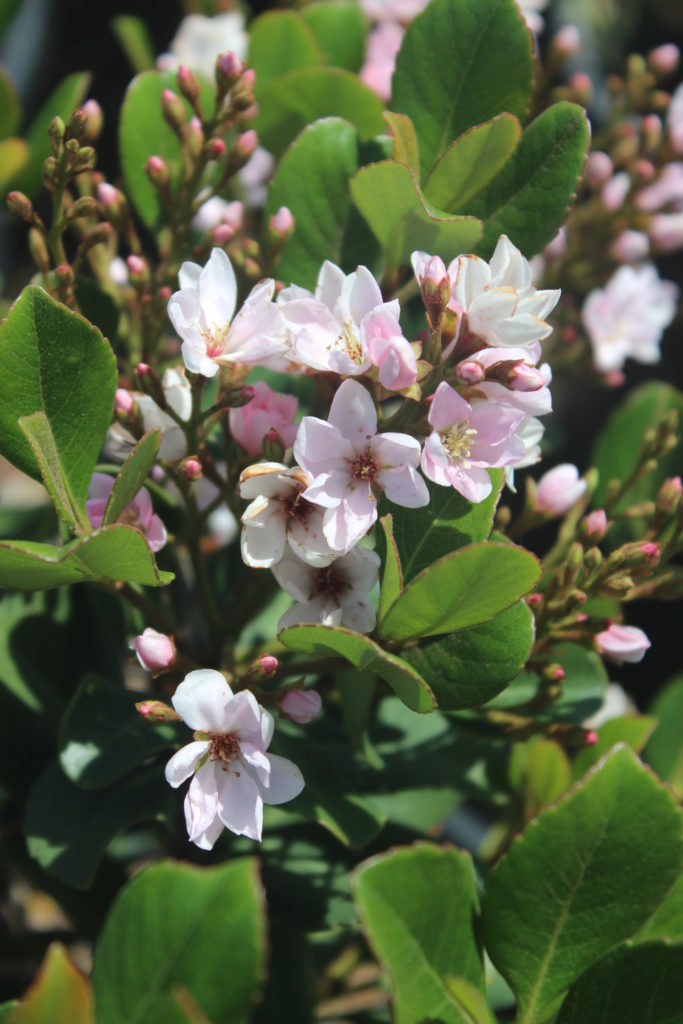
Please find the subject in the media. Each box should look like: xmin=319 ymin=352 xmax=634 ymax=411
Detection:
xmin=379 ymin=464 xmax=430 ymax=507
xmin=428 ymin=382 xmax=472 ymax=432
xmin=185 ymin=761 xmax=220 ymax=842
xmin=327 ymin=379 xmax=377 ymax=447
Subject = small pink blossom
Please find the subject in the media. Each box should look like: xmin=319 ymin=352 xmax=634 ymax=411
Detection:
xmin=280 ymin=690 xmax=323 ymax=724
xmin=86 ymin=472 xmax=167 ymax=552
xmin=583 ymin=509 xmax=608 ymax=541
xmin=595 ymin=623 xmax=651 ymax=663
xmin=421 ymin=382 xmax=525 ymax=502
xmin=115 ymin=388 xmax=134 ymax=415
xmin=239 ymin=147 xmax=275 ymax=209
xmin=229 ymin=381 xmax=298 ymax=456
xmin=293 ymin=379 xmax=428 ymax=552
xmin=552 ymin=24 xmax=580 ymax=56
xmin=534 ymin=463 xmax=586 ymax=515
xmin=269 ymin=205 xmax=295 ymax=237
xmin=165 ymin=670 xmax=304 ymax=847
xmin=360 ymin=22 xmax=404 ymax=101
xmin=129 ymin=628 xmax=176 ymax=671
xmin=274 ymin=546 xmax=380 ymax=634
xmin=648 ymin=43 xmax=680 ymax=75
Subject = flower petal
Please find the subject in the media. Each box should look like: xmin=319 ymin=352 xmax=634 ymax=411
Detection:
xmin=171 ymin=669 xmax=234 ymax=732
xmin=165 ymin=740 xmax=209 ymax=788
xmin=217 ymin=768 xmax=263 ymax=841
xmin=260 ymin=753 xmax=305 ymax=805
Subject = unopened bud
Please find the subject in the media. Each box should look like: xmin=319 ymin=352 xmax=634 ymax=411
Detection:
xmin=81 ymin=99 xmax=103 ymax=142
xmin=158 ymin=285 xmax=172 ymax=303
xmin=618 ymin=540 xmax=660 ymax=567
xmin=421 ymin=255 xmax=451 ymax=319
xmin=583 ymin=547 xmax=603 ymax=576
xmin=213 ymin=223 xmax=235 ymax=246
xmin=216 ymin=50 xmax=245 ymax=93
xmin=632 ymin=159 xmax=655 ymax=183
xmin=161 ymin=87 xmax=187 ymax=132
xmin=126 ymin=254 xmax=149 ymax=285
xmin=584 ymin=730 xmax=599 ymax=746
xmin=527 ymin=593 xmax=543 ymax=608
xmin=67 ymin=107 xmax=88 ymax=141
xmin=115 ymin=388 xmax=134 ymax=415
xmin=136 ymin=699 xmax=181 ymax=721
xmin=231 ymin=72 xmax=256 ymax=112
xmin=206 ymin=137 xmax=226 ymax=160
xmin=136 ymin=362 xmax=166 ymax=407
xmin=55 ymin=262 xmax=74 ymax=288
xmin=68 ymin=195 xmax=98 ymax=219
xmin=261 ymin=427 xmax=285 ymax=461
xmin=220 ymin=384 xmax=255 ymax=409
xmin=244 ymin=653 xmax=278 ymax=681
xmin=269 ymin=205 xmax=295 ymax=244
xmin=7 ymin=191 xmax=34 ymax=222
xmin=187 ymin=116 xmax=204 ymax=159
xmin=585 ymin=151 xmax=613 ymax=188
xmin=70 ymin=146 xmax=96 ymax=173
xmin=146 ymin=154 xmax=170 ymax=187
xmin=656 ymin=476 xmax=682 ymax=515
xmin=505 ymin=361 xmax=547 ymax=392
xmin=581 ymin=509 xmax=608 ymax=542
xmin=570 ymin=71 xmax=593 ymax=102
xmin=642 ymin=114 xmax=663 ymax=150
xmin=80 ymin=223 xmax=112 ymax=253
xmin=42 ymin=155 xmax=60 ymax=190
xmin=456 ymin=359 xmax=485 ymax=385
xmin=28 ymin=228 xmax=50 ymax=272
xmin=600 ymin=572 xmax=635 ymax=596
xmin=130 ymin=628 xmax=176 ymax=672
xmin=181 ymin=456 xmax=203 ymax=481
xmin=177 ymin=65 xmax=201 ymax=103
xmin=543 ymin=663 xmax=566 ymax=682
xmin=648 ymin=43 xmax=680 ymax=76
xmin=230 ymin=129 xmax=258 ymax=170
xmin=552 ymin=24 xmax=580 ymax=58
xmin=610 ymin=229 xmax=649 ymax=263
xmin=280 ymin=689 xmax=322 ymax=724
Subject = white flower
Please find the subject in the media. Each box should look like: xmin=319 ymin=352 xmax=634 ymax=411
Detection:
xmin=159 ymin=13 xmax=248 ymax=79
xmin=165 ymin=670 xmax=304 ymax=848
xmin=168 ymin=248 xmax=288 ymax=377
xmin=108 ymin=367 xmax=192 ymax=463
xmin=517 ymin=0 xmax=548 ymax=34
xmin=582 ymin=264 xmax=679 ymax=372
xmin=192 ymin=197 xmax=244 ymax=236
xmin=504 ymin=415 xmax=545 ymax=492
xmin=274 ymin=546 xmax=380 ymax=634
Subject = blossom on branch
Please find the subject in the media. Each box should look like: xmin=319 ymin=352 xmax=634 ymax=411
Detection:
xmin=86 ymin=473 xmax=167 ymax=552
xmin=274 ymin=546 xmax=380 ymax=633
xmin=230 ymin=381 xmax=298 ymax=456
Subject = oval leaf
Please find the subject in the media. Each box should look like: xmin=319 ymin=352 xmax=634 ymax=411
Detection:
xmin=249 ymin=10 xmax=322 ymax=87
xmin=11 ymin=943 xmax=93 ymax=1024
xmin=423 ymin=114 xmax=522 ymax=211
xmin=102 ymin=430 xmax=161 ymax=526
xmin=18 ymin=411 xmax=90 ymax=532
xmin=301 ymin=0 xmax=367 ymax=72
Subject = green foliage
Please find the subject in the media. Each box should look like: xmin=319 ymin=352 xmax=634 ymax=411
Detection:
xmin=0 ymin=287 xmax=116 ymax=505
xmin=383 ymin=111 xmax=420 ymax=175
xmin=377 ymin=515 xmax=402 ymax=621
xmin=249 ymin=11 xmax=322 ymax=87
xmin=92 ymin=859 xmax=267 ymax=1024
xmin=482 ymin=746 xmax=683 ymax=1022
xmin=354 ymin=844 xmax=484 ymax=1024
xmin=0 ymin=137 xmax=28 ymax=192
xmin=644 ymin=673 xmax=683 ymax=798
xmin=570 ymin=714 xmax=657 ymax=781
xmin=18 ymin=412 xmax=90 ymax=532
xmin=392 ymin=0 xmax=533 ymax=180
xmin=300 ymin=0 xmax=367 ymax=72
xmin=467 ymin=102 xmax=590 ymax=257
xmin=14 ymin=72 xmax=91 ymax=196
xmin=110 ymin=15 xmax=156 ymax=73
xmin=102 ymin=431 xmax=160 ymax=526
xmin=264 ymin=118 xmax=378 ymax=290
xmin=0 ymin=66 xmax=20 ymax=140
xmin=10 ymin=943 xmax=93 ymax=1024
xmin=634 ymin=872 xmax=683 ymax=944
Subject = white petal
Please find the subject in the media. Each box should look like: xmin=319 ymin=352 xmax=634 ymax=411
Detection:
xmin=260 ymin=753 xmax=304 ymax=805
xmin=184 ymin=761 xmax=220 ymax=843
xmin=199 ymin=248 xmax=237 ymax=326
xmin=165 ymin=740 xmax=209 ymax=788
xmin=271 ymin=549 xmax=315 ymax=603
xmin=171 ymin=669 xmax=234 ymax=732
xmin=241 ymin=519 xmax=287 ymax=569
xmin=217 ymin=768 xmax=263 ymax=841
xmin=327 ymin=379 xmax=377 ymax=446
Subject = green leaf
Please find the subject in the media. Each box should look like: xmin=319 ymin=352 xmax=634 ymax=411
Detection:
xmin=0 ymin=66 xmax=20 ymax=140
xmin=379 ymin=541 xmax=540 ymax=642
xmin=24 ymin=761 xmax=170 ymax=888
xmin=59 ymin=675 xmax=182 ymax=789
xmin=255 ymin=68 xmax=385 ymax=158
xmin=0 ymin=0 xmax=21 ymax=38
xmin=279 ymin=623 xmax=436 ymax=713
xmin=591 ymin=382 xmax=683 ymax=540
xmin=517 ymin=738 xmax=572 ymax=819
xmin=0 ymin=525 xmax=173 ymax=591
xmin=634 ymin=872 xmax=683 ymax=944
xmin=11 ymin=943 xmax=93 ymax=1024
xmin=467 ymin=102 xmax=590 ymax=257
xmin=392 ymin=0 xmax=533 ymax=179
xmin=386 ymin=471 xmax=502 ymax=584
xmin=353 ymin=844 xmax=484 ymax=1024
xmin=18 ymin=412 xmax=90 ymax=532
xmin=249 ymin=11 xmax=322 ymax=88
xmin=556 ymin=942 xmax=683 ymax=1024
xmin=111 ymin=15 xmax=156 ymax=73
xmin=423 ymin=114 xmax=521 ymax=211
xmin=0 ymin=287 xmax=117 ymax=505
xmin=644 ymin=673 xmax=683 ymax=798
xmin=377 ymin=514 xmax=402 ymax=622
xmin=102 ymin=430 xmax=160 ymax=526
xmin=15 ymin=72 xmax=91 ymax=196
xmin=570 ymin=715 xmax=658 ymax=782
xmin=482 ymin=746 xmax=683 ymax=1022
xmin=383 ymin=111 xmax=420 ymax=176
xmin=92 ymin=859 xmax=267 ymax=1024
xmin=402 ymin=600 xmax=534 ymax=710
xmin=350 ymin=160 xmax=482 ymax=271
xmin=301 ymin=0 xmax=367 ymax=71
xmin=264 ymin=118 xmax=378 ymax=291
xmin=0 ymin=136 xmax=28 ymax=191
xmin=369 ymin=787 xmax=462 ymax=834
xmin=120 ymin=70 xmax=213 ymax=229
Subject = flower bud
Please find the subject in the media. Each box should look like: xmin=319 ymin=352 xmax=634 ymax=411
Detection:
xmin=601 ymin=171 xmax=630 ymax=211
xmin=212 ymin=223 xmax=235 ymax=246
xmin=421 ymin=255 xmax=451 ymax=320
xmin=70 ymin=146 xmax=96 ymax=174
xmin=97 ymin=182 xmax=120 ymax=212
xmin=136 ymin=699 xmax=181 ymax=721
xmin=161 ymin=87 xmax=187 ymax=132
xmin=187 ymin=116 xmax=204 ymax=160
xmin=146 ymin=154 xmax=170 ymax=188
xmin=618 ymin=540 xmax=660 ymax=568
xmin=656 ymin=476 xmax=682 ymax=515
xmin=632 ymin=159 xmax=655 ymax=183
xmin=584 ymin=730 xmax=599 ymax=746
xmin=269 ymin=205 xmax=295 ymax=244
xmin=280 ymin=689 xmax=322 ymax=724
xmin=261 ymin=427 xmax=286 ymax=461
xmin=129 ymin=628 xmax=176 ymax=672
xmin=115 ymin=388 xmax=134 ymax=415
xmin=28 ymin=228 xmax=50 ymax=272
xmin=230 ymin=129 xmax=258 ymax=171
xmin=456 ymin=359 xmax=485 ymax=384
xmin=67 ymin=107 xmax=89 ymax=141
xmin=581 ymin=509 xmax=608 ymax=542
xmin=7 ymin=191 xmax=34 ymax=222
xmin=42 ymin=155 xmax=60 ymax=191
xmin=542 ymin=663 xmax=566 ymax=682
xmin=215 ymin=50 xmax=245 ymax=93
xmin=126 ymin=254 xmax=149 ymax=286
xmin=570 ymin=71 xmax=593 ymax=102
xmin=205 ymin=137 xmax=226 ymax=160
xmin=177 ymin=65 xmax=200 ymax=104
xmin=552 ymin=24 xmax=580 ymax=58
xmin=181 ymin=456 xmax=203 ymax=481
xmin=136 ymin=362 xmax=166 ymax=407
xmin=609 ymin=229 xmax=649 ymax=263
xmin=535 ymin=464 xmax=587 ymax=516
xmin=48 ymin=115 xmax=66 ymax=156
xmin=81 ymin=99 xmax=103 ymax=142
xmin=68 ymin=195 xmax=98 ymax=219
xmin=642 ymin=114 xmax=663 ymax=150
xmin=585 ymin=151 xmax=613 ymax=188
xmin=648 ymin=43 xmax=680 ymax=76
xmin=259 ymin=655 xmax=278 ymax=676
xmin=595 ymin=622 xmax=650 ymax=663
xmin=232 ymin=69 xmax=256 ymax=111
xmin=55 ymin=262 xmax=74 ymax=289
xmin=505 ymin=361 xmax=547 ymax=392
xmin=650 ymin=211 xmax=683 ymax=252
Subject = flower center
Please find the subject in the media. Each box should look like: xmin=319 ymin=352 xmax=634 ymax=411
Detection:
xmin=440 ymin=421 xmax=477 ymax=468
xmin=204 ymin=324 xmax=230 ymax=359
xmin=340 ymin=320 xmax=365 ymax=365
xmin=350 ymin=449 xmax=378 ymax=482
xmin=208 ymin=733 xmax=241 ymax=771
xmin=312 ymin=564 xmax=349 ymax=598
xmin=281 ymin=489 xmax=315 ymax=521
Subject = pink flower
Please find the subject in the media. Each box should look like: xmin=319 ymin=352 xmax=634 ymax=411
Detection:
xmin=279 ymin=261 xmax=417 ymax=390
xmin=274 ymin=546 xmax=380 ymax=633
xmin=293 ymin=379 xmax=429 ymax=552
xmin=168 ymin=248 xmax=287 ymax=377
xmin=129 ymin=628 xmax=176 ymax=671
xmin=86 ymin=473 xmax=167 ymax=552
xmin=280 ymin=689 xmax=323 ymax=724
xmin=595 ymin=623 xmax=651 ymax=663
xmin=239 ymin=462 xmax=336 ymax=568
xmin=165 ymin=670 xmax=304 ymax=847
xmin=582 ymin=264 xmax=679 ymax=372
xmin=360 ymin=22 xmax=404 ymax=101
xmin=229 ymin=381 xmax=298 ymax=456
xmin=585 ymin=152 xmax=614 ymax=188
xmin=534 ymin=464 xmax=586 ymax=515
xmin=583 ymin=509 xmax=608 ymax=541
xmin=421 ymin=382 xmax=525 ymax=502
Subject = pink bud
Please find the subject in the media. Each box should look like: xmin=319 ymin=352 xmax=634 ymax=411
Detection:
xmin=241 ymin=69 xmax=256 ymax=89
xmin=423 ymin=254 xmax=447 ymax=286
xmin=182 ymin=457 xmax=202 ymax=481
xmin=544 ymin=227 xmax=567 ymax=260
xmin=259 ymin=655 xmax=278 ymax=676
xmin=648 ymin=43 xmax=680 ymax=76
xmin=97 ymin=182 xmax=119 ymax=210
xmin=115 ymin=388 xmax=134 ymax=415
xmin=527 ymin=593 xmax=543 ymax=607
xmin=213 ymin=223 xmax=235 ymax=246
xmin=507 ymin=362 xmax=547 ymax=392
xmin=535 ymin=464 xmax=587 ymax=516
xmin=280 ymin=689 xmax=322 ymax=724
xmin=269 ymin=205 xmax=295 ymax=237
xmin=208 ymin=137 xmax=226 ymax=159
xmin=216 ymin=50 xmax=244 ymax=85
xmin=583 ymin=509 xmax=607 ymax=541
xmin=136 ymin=361 xmax=151 ymax=377
xmin=570 ymin=71 xmax=593 ymax=99
xmin=595 ymin=623 xmax=651 ymax=663
xmin=159 ymin=285 xmax=171 ymax=301
xmin=229 ymin=381 xmax=298 ymax=456
xmin=236 ymin=130 xmax=258 ymax=160
xmin=650 ymin=211 xmax=683 ymax=251
xmin=585 ymin=151 xmax=613 ymax=187
xmin=641 ymin=541 xmax=660 ymax=562
xmin=585 ymin=730 xmax=599 ymax=746
xmin=147 ymin=156 xmax=163 ymax=173
xmin=129 ymin=628 xmax=176 ymax=672
xmin=162 ymin=87 xmax=177 ymax=105
xmin=553 ymin=24 xmax=580 ymax=57
xmin=610 ymin=229 xmax=649 ymax=262
xmin=456 ymin=360 xmax=485 ymax=384
xmin=601 ymin=171 xmax=630 ymax=211
xmin=126 ymin=254 xmax=146 ymax=277
xmin=642 ymin=114 xmax=663 ymax=148
xmin=603 ymin=370 xmax=626 ymax=388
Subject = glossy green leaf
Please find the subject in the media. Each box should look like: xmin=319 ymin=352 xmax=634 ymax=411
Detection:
xmin=383 ymin=111 xmax=420 ymax=176
xmin=520 ymin=738 xmax=572 ymax=818
xmin=634 ymin=872 xmax=683 ymax=944
xmin=111 ymin=15 xmax=156 ymax=73
xmin=377 ymin=514 xmax=402 ymax=622
xmin=468 ymin=102 xmax=589 ymax=257
xmin=255 ymin=68 xmax=385 ymax=157
xmin=644 ymin=673 xmax=683 ymax=798
xmin=0 ymin=66 xmax=20 ymax=140
xmin=0 ymin=287 xmax=117 ymax=504
xmin=354 ymin=844 xmax=484 ymax=1024
xmin=264 ymin=118 xmax=377 ymax=290
xmin=15 ymin=72 xmax=91 ymax=196
xmin=24 ymin=761 xmax=170 ymax=887
xmin=0 ymin=525 xmax=173 ymax=591
xmin=279 ymin=623 xmax=436 ymax=713
xmin=482 ymin=746 xmax=683 ymax=1022
xmin=392 ymin=0 xmax=533 ymax=179
xmin=102 ymin=430 xmax=160 ymax=526
xmin=379 ymin=541 xmax=540 ymax=642
xmin=369 ymin=787 xmax=462 ymax=834
xmin=402 ymin=600 xmax=534 ymax=710
xmin=0 ymin=136 xmax=28 ymax=190
xmin=571 ymin=715 xmax=657 ymax=782
xmin=92 ymin=859 xmax=267 ymax=1024
xmin=249 ymin=11 xmax=322 ymax=87
xmin=557 ymin=942 xmax=683 ymax=1024
xmin=386 ymin=471 xmax=502 ymax=584
xmin=301 ymin=0 xmax=366 ymax=71
xmin=11 ymin=943 xmax=93 ymax=1024
xmin=59 ymin=675 xmax=182 ymax=789
xmin=350 ymin=160 xmax=482 ymax=271
xmin=120 ymin=70 xmax=213 ymax=228
xmin=423 ymin=114 xmax=521 ymax=211
xmin=19 ymin=412 xmax=90 ymax=532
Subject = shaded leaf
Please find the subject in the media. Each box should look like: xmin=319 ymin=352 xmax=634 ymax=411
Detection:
xmin=0 ymin=65 xmax=20 ymax=140
xmin=301 ymin=0 xmax=367 ymax=72
xmin=18 ymin=412 xmax=90 ymax=532
xmin=249 ymin=11 xmax=321 ymax=87
xmin=377 ymin=514 xmax=402 ymax=623
xmin=423 ymin=114 xmax=521 ymax=211
xmin=11 ymin=943 xmax=93 ymax=1024
xmin=571 ymin=715 xmax=657 ymax=782
xmin=0 ymin=136 xmax=28 ymax=191
xmin=103 ymin=430 xmax=160 ymax=526
xmin=384 ymin=111 xmax=420 ymax=176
